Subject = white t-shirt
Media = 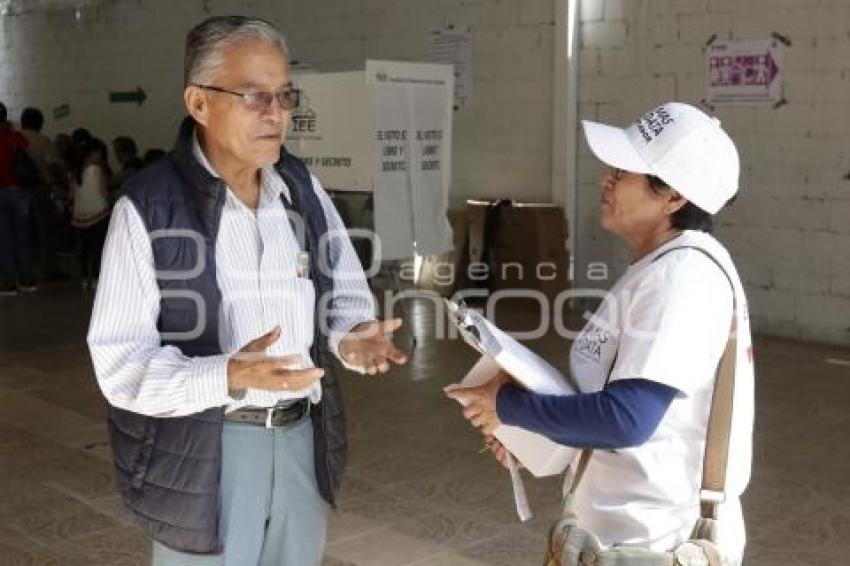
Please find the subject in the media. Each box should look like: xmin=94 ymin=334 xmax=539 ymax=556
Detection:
xmin=569 ymin=230 xmax=754 ymax=563
xmin=71 ymin=163 xmax=109 ymax=227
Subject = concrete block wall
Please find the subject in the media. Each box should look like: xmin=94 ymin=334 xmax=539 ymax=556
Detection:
xmin=2 ymin=0 xmax=847 ymax=345
xmin=0 ymin=0 xmax=555 ymax=205
xmin=575 ymin=0 xmax=850 ymax=345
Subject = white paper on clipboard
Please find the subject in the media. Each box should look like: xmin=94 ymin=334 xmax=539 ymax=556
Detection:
xmin=445 ymin=300 xmax=579 ymax=478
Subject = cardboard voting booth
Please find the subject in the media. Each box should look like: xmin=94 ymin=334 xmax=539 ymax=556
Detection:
xmin=285 ymin=60 xmax=455 ymax=261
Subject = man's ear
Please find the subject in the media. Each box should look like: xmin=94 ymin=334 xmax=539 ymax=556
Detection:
xmin=667 ymin=190 xmax=688 ymax=215
xmin=184 ymin=86 xmax=209 ymax=127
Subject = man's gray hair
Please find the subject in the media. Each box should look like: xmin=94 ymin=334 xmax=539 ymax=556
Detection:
xmin=184 ymin=16 xmax=290 ymax=86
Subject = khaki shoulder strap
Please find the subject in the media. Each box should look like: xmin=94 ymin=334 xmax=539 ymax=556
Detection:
xmin=701 ymin=305 xmax=737 ymax=520
xmin=653 ymin=245 xmax=738 ymax=521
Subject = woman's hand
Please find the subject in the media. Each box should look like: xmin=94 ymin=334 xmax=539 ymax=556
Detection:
xmin=443 ymin=371 xmax=511 ymax=436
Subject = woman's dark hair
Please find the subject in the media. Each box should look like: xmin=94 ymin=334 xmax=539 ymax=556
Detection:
xmin=71 ymin=127 xmax=92 ymax=146
xmin=647 ymin=175 xmax=720 ymax=233
xmin=113 ymin=135 xmax=138 ymax=158
xmin=75 ymin=137 xmax=113 ymax=183
xmin=21 ymin=107 xmax=44 ymax=131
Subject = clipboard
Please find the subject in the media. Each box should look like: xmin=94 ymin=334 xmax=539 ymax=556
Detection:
xmin=445 ymin=299 xmax=579 ymax=478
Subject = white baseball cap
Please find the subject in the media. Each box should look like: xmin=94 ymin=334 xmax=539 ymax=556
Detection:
xmin=582 ymin=102 xmax=739 ymax=214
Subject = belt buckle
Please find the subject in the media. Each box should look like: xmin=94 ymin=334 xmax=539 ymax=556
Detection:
xmin=264 ymin=400 xmax=308 ymax=429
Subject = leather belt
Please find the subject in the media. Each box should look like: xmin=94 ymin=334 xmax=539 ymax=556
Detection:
xmin=224 ymin=399 xmax=310 ymax=428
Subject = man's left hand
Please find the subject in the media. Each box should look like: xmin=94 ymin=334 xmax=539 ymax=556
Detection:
xmin=338 ymin=318 xmax=408 ymax=375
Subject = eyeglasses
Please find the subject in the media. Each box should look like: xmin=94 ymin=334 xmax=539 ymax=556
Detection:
xmin=608 ymin=167 xmax=671 ymax=192
xmin=193 ymin=84 xmax=301 ymax=111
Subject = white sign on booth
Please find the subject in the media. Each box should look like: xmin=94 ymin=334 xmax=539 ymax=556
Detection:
xmin=285 ymin=71 xmax=374 ymax=192
xmin=285 ymin=61 xmax=454 ymax=260
xmin=367 ymin=60 xmax=454 ymax=260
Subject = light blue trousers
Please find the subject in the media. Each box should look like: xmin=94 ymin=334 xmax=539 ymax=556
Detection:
xmin=152 ymin=416 xmax=328 ymax=566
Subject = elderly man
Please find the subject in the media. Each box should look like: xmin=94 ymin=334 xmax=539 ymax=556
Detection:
xmin=88 ymin=16 xmax=407 ymax=565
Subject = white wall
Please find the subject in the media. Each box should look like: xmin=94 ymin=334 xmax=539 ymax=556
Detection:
xmin=573 ymin=0 xmax=850 ymax=346
xmin=0 ymin=0 xmax=555 ymax=206
xmin=2 ymin=0 xmax=848 ymax=345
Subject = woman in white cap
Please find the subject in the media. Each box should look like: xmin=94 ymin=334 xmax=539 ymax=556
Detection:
xmin=446 ymin=102 xmax=754 ymax=565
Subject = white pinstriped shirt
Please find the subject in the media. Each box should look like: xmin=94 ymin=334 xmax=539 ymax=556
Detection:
xmin=87 ymin=138 xmax=375 ymax=417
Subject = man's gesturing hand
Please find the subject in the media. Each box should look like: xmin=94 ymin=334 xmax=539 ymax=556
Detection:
xmin=227 ymin=326 xmax=324 ymax=392
xmin=338 ymin=318 xmax=408 ymax=375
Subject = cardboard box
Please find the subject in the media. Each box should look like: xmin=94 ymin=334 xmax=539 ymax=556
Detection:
xmin=461 ymin=201 xmax=570 ymax=302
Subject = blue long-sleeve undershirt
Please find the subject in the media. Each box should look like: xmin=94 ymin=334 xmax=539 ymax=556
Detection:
xmin=495 ymin=379 xmax=679 ymax=450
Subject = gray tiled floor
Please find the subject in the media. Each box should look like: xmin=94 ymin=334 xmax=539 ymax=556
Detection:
xmin=1 ymin=281 xmax=849 ymax=565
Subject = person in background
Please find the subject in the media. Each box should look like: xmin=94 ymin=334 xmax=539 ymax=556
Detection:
xmin=109 ymin=135 xmax=143 ymax=199
xmin=69 ymin=138 xmax=110 ymax=290
xmin=20 ymin=108 xmax=62 ymax=177
xmin=51 ymin=132 xmax=76 ymax=256
xmin=69 ymin=127 xmax=93 ymax=177
xmin=91 ymin=137 xmax=113 ymax=181
xmin=141 ymin=147 xmax=165 ymax=167
xmin=0 ymin=101 xmax=38 ymax=295
xmin=54 ymin=133 xmax=74 ymax=170
xmin=20 ymin=107 xmax=69 ymax=282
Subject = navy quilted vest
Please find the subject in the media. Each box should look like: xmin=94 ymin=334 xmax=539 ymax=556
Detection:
xmin=107 ymin=118 xmax=348 ymax=554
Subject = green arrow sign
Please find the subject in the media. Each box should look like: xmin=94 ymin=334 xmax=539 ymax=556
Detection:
xmin=53 ymin=104 xmax=70 ymax=120
xmin=110 ymin=86 xmax=147 ymax=106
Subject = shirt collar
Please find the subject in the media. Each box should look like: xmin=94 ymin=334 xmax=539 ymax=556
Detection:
xmin=192 ymin=131 xmax=291 ymax=204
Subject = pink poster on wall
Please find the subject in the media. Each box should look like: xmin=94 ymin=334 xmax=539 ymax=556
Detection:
xmin=707 ymin=39 xmax=783 ymax=104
